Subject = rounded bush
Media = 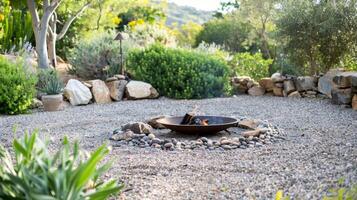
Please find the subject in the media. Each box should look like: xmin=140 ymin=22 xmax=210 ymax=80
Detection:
xmin=68 ymin=33 xmax=123 ymax=80
xmin=128 ymin=44 xmax=231 ymax=99
xmin=230 ymin=52 xmax=273 ymax=80
xmin=0 ymin=56 xmax=37 ymax=115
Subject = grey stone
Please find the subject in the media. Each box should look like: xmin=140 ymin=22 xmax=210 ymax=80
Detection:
xmin=294 ymin=76 xmax=316 ymax=91
xmin=283 ymin=80 xmax=296 ymax=95
xmin=164 ymin=142 xmax=174 ymax=149
xmin=331 ymin=88 xmax=352 ymax=105
xmin=248 ymin=86 xmax=265 ymax=96
xmin=152 ymin=138 xmax=162 ymax=144
xmin=110 ymin=130 xmax=134 ymax=141
xmin=318 ymin=69 xmax=345 ymax=98
xmin=221 ymin=145 xmax=232 ymax=150
xmin=122 ymin=122 xmax=153 ymax=135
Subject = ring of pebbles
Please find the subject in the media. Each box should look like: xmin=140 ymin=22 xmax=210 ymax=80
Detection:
xmin=110 ymin=117 xmax=285 ymax=151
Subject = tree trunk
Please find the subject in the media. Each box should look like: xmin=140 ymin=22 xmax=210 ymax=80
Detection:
xmin=47 ymin=13 xmax=57 ymax=67
xmin=47 ymin=35 xmax=57 ymax=67
xmin=309 ymin=57 xmax=317 ymax=76
xmin=37 ymin=29 xmax=50 ymax=69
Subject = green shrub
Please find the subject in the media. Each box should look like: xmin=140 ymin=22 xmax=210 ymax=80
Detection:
xmin=0 ymin=131 xmax=123 ymax=199
xmin=37 ymin=69 xmax=64 ymax=95
xmin=0 ymin=56 xmax=37 ymax=115
xmin=68 ymin=32 xmax=127 ymax=80
xmin=128 ymin=44 xmax=231 ymax=99
xmin=229 ymin=52 xmax=273 ymax=80
xmin=341 ymin=54 xmax=357 ymax=72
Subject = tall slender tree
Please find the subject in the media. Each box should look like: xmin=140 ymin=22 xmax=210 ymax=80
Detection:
xmin=26 ymin=0 xmax=91 ymax=68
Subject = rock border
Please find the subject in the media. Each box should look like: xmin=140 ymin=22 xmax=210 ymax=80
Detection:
xmin=109 ymin=117 xmax=285 ymax=151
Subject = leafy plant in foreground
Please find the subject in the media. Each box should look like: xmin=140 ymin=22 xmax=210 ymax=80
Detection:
xmin=0 ymin=131 xmax=123 ymax=199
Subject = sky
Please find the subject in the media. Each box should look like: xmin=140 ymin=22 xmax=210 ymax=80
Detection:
xmin=169 ymin=0 xmax=223 ymax=11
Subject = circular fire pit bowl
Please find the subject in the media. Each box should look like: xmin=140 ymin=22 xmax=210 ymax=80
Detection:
xmin=156 ymin=116 xmax=239 ymax=134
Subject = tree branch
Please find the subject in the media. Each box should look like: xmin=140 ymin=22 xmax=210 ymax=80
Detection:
xmin=56 ymin=2 xmax=91 ymax=40
xmin=26 ymin=0 xmax=40 ymax=28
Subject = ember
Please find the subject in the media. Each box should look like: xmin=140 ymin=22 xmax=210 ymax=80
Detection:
xmin=180 ymin=108 xmax=209 ymax=126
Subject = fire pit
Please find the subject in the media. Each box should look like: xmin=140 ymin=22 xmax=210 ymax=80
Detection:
xmin=156 ymin=116 xmax=239 ymax=134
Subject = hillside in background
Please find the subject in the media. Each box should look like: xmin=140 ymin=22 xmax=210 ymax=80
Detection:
xmin=165 ymin=2 xmax=214 ymax=26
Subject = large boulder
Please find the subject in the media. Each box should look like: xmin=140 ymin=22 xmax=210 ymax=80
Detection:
xmin=318 ymin=69 xmax=345 ymax=98
xmin=259 ymin=78 xmax=274 ymax=92
xmin=106 ymin=80 xmax=127 ymax=101
xmin=294 ymin=76 xmax=316 ymax=92
xmin=283 ymin=80 xmax=296 ymax=95
xmin=248 ymin=86 xmax=265 ymax=96
xmin=64 ymin=79 xmax=92 ymax=106
xmin=87 ymin=80 xmax=112 ymax=104
xmin=125 ymin=81 xmax=159 ymax=100
xmin=331 ymin=88 xmax=352 ymax=105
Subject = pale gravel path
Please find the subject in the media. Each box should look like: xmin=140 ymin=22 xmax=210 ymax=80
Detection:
xmin=0 ymin=96 xmax=356 ymax=199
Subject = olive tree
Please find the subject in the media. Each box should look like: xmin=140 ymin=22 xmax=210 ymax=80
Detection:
xmin=26 ymin=0 xmax=91 ymax=68
xmin=277 ymin=0 xmax=357 ymax=74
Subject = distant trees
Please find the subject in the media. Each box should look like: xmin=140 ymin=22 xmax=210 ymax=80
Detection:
xmin=277 ymin=0 xmax=357 ymax=74
xmin=196 ymin=0 xmax=357 ymax=75
xmin=173 ymin=21 xmax=202 ymax=47
xmin=116 ymin=6 xmax=165 ymax=31
xmin=195 ymin=15 xmax=253 ymax=52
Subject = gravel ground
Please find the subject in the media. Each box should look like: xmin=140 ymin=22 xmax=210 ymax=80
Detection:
xmin=0 ymin=96 xmax=356 ymax=199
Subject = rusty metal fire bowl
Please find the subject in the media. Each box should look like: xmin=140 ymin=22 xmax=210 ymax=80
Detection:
xmin=156 ymin=116 xmax=239 ymax=134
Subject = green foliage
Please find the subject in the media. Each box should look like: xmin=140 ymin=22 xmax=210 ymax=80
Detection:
xmin=0 ymin=1 xmax=33 ymax=53
xmin=277 ymin=0 xmax=357 ymax=74
xmin=68 ymin=32 xmax=125 ymax=80
xmin=195 ymin=15 xmax=253 ymax=52
xmin=0 ymin=131 xmax=123 ymax=199
xmin=124 ymin=23 xmax=177 ymax=48
xmin=128 ymin=44 xmax=231 ymax=99
xmin=323 ymin=184 xmax=357 ymax=200
xmin=116 ymin=6 xmax=165 ymax=31
xmin=37 ymin=69 xmax=64 ymax=95
xmin=194 ymin=42 xmax=231 ymax=62
xmin=0 ymin=56 xmax=37 ymax=115
xmin=230 ymin=52 xmax=273 ymax=80
xmin=341 ymin=54 xmax=357 ymax=72
xmin=172 ymin=21 xmax=203 ymax=47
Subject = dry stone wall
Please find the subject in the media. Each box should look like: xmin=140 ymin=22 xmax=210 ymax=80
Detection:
xmin=231 ymin=69 xmax=357 ymax=110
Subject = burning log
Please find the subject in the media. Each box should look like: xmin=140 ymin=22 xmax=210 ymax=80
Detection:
xmin=180 ymin=109 xmax=209 ymax=126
